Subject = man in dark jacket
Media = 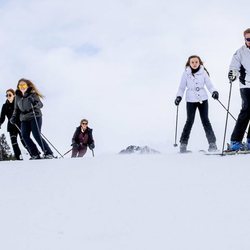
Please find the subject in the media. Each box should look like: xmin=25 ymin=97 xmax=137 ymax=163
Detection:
xmin=71 ymin=119 xmax=95 ymax=158
xmin=0 ymin=89 xmax=30 ymax=160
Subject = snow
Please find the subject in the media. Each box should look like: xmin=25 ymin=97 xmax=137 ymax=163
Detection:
xmin=1 ymin=153 xmax=250 ymax=250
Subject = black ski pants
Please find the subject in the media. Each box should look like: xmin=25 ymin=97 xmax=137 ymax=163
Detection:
xmin=9 ymin=130 xmax=27 ymax=160
xmin=231 ymin=88 xmax=250 ymax=142
xmin=180 ymin=100 xmax=216 ymax=144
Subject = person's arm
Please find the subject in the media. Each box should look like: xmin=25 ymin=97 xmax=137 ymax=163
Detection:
xmin=0 ymin=104 xmax=6 ymax=126
xmin=176 ymin=72 xmax=187 ymax=98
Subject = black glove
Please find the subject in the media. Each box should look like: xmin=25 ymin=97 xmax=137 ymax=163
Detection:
xmin=28 ymin=96 xmax=35 ymax=105
xmin=10 ymin=116 xmax=16 ymax=125
xmin=228 ymin=70 xmax=237 ymax=82
xmin=71 ymin=142 xmax=79 ymax=148
xmin=212 ymin=91 xmax=219 ymax=100
xmin=89 ymin=143 xmax=95 ymax=150
xmin=174 ymin=96 xmax=182 ymax=106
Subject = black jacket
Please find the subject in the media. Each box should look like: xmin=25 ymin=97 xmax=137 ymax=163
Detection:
xmin=0 ymin=99 xmax=21 ymax=133
xmin=12 ymin=87 xmax=43 ymax=122
xmin=72 ymin=126 xmax=94 ymax=146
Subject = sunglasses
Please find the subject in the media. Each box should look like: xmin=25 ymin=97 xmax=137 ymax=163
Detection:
xmin=18 ymin=83 xmax=28 ymax=89
xmin=81 ymin=123 xmax=88 ymax=125
xmin=6 ymin=94 xmax=13 ymax=97
xmin=245 ymin=38 xmax=250 ymax=42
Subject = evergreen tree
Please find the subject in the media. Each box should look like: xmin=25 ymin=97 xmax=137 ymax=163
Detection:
xmin=0 ymin=133 xmax=12 ymax=161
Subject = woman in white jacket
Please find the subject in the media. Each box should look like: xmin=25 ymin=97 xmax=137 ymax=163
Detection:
xmin=175 ymin=55 xmax=219 ymax=153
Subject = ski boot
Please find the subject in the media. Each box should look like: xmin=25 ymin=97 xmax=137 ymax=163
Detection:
xmin=180 ymin=143 xmax=187 ymax=153
xmin=208 ymin=142 xmax=218 ymax=152
xmin=230 ymin=141 xmax=245 ymax=151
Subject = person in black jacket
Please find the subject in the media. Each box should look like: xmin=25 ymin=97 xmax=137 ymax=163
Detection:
xmin=10 ymin=79 xmax=54 ymax=160
xmin=0 ymin=89 xmax=30 ymax=160
xmin=71 ymin=119 xmax=95 ymax=158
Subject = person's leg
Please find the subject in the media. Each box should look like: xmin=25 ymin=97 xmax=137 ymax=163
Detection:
xmin=21 ymin=121 xmax=40 ymax=157
xmin=77 ymin=146 xmax=87 ymax=157
xmin=231 ymin=88 xmax=250 ymax=142
xmin=9 ymin=131 xmax=22 ymax=160
xmin=18 ymin=129 xmax=32 ymax=156
xmin=30 ymin=117 xmax=53 ymax=155
xmin=198 ymin=100 xmax=216 ymax=144
xmin=71 ymin=146 xmax=79 ymax=158
xmin=180 ymin=102 xmax=197 ymax=144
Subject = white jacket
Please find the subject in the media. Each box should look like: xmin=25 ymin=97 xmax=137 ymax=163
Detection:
xmin=229 ymin=45 xmax=250 ymax=88
xmin=176 ymin=66 xmax=216 ymax=103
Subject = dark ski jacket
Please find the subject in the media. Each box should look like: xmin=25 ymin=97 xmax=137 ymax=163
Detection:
xmin=0 ymin=98 xmax=21 ymax=133
xmin=12 ymin=87 xmax=43 ymax=122
xmin=72 ymin=126 xmax=94 ymax=147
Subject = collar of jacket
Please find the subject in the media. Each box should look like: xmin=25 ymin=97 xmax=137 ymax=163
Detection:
xmin=186 ymin=65 xmax=204 ymax=75
xmin=16 ymin=87 xmax=33 ymax=97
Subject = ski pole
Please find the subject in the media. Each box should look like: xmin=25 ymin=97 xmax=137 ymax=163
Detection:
xmin=91 ymin=149 xmax=95 ymax=157
xmin=217 ymin=99 xmax=248 ymax=136
xmin=173 ymin=105 xmax=179 ymax=147
xmin=62 ymin=148 xmax=72 ymax=157
xmin=221 ymin=81 xmax=233 ymax=155
xmin=40 ymin=132 xmax=64 ymax=158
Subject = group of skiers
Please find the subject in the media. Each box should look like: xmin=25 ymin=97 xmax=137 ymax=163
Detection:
xmin=175 ymin=28 xmax=250 ymax=153
xmin=1 ymin=28 xmax=250 ymax=159
xmin=0 ymin=79 xmax=95 ymax=160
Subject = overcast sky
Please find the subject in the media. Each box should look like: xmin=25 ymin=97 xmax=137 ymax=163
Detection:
xmin=0 ymin=0 xmax=249 ymax=155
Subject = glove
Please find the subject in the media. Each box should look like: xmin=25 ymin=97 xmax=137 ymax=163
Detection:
xmin=228 ymin=70 xmax=237 ymax=82
xmin=10 ymin=116 xmax=16 ymax=125
xmin=89 ymin=143 xmax=95 ymax=150
xmin=174 ymin=96 xmax=182 ymax=106
xmin=212 ymin=91 xmax=219 ymax=100
xmin=71 ymin=142 xmax=79 ymax=148
xmin=28 ymin=96 xmax=35 ymax=105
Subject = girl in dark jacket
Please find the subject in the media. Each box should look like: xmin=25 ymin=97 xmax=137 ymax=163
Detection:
xmin=71 ymin=119 xmax=95 ymax=158
xmin=0 ymin=89 xmax=30 ymax=160
xmin=10 ymin=79 xmax=54 ymax=159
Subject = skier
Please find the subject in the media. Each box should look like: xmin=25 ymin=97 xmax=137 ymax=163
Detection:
xmin=71 ymin=119 xmax=95 ymax=158
xmin=0 ymin=89 xmax=30 ymax=160
xmin=228 ymin=28 xmax=250 ymax=151
xmin=175 ymin=55 xmax=219 ymax=153
xmin=10 ymin=79 xmax=54 ymax=159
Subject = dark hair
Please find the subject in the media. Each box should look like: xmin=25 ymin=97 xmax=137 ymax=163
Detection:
xmin=17 ymin=78 xmax=44 ymax=98
xmin=185 ymin=55 xmax=210 ymax=76
xmin=243 ymin=28 xmax=250 ymax=36
xmin=6 ymin=88 xmax=15 ymax=95
xmin=80 ymin=119 xmax=88 ymax=125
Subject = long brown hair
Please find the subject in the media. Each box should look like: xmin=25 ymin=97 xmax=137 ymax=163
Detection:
xmin=185 ymin=55 xmax=209 ymax=76
xmin=17 ymin=78 xmax=44 ymax=98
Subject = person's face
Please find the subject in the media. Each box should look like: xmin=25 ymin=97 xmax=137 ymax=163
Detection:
xmin=245 ymin=33 xmax=250 ymax=47
xmin=189 ymin=57 xmax=200 ymax=70
xmin=18 ymin=81 xmax=28 ymax=94
xmin=6 ymin=92 xmax=14 ymax=103
xmin=81 ymin=122 xmax=88 ymax=129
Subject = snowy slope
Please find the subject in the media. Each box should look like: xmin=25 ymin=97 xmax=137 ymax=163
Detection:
xmin=1 ymin=153 xmax=250 ymax=250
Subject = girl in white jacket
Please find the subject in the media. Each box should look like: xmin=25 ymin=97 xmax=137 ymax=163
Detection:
xmin=175 ymin=55 xmax=219 ymax=153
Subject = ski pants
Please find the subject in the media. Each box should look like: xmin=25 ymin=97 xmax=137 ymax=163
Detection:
xmin=9 ymin=130 xmax=27 ymax=160
xmin=21 ymin=116 xmax=53 ymax=157
xmin=71 ymin=145 xmax=87 ymax=158
xmin=231 ymin=88 xmax=250 ymax=142
xmin=180 ymin=100 xmax=216 ymax=144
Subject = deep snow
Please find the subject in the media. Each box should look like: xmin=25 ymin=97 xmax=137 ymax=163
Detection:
xmin=1 ymin=152 xmax=250 ymax=250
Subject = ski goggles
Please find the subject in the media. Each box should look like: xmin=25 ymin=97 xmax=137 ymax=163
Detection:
xmin=245 ymin=37 xmax=250 ymax=42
